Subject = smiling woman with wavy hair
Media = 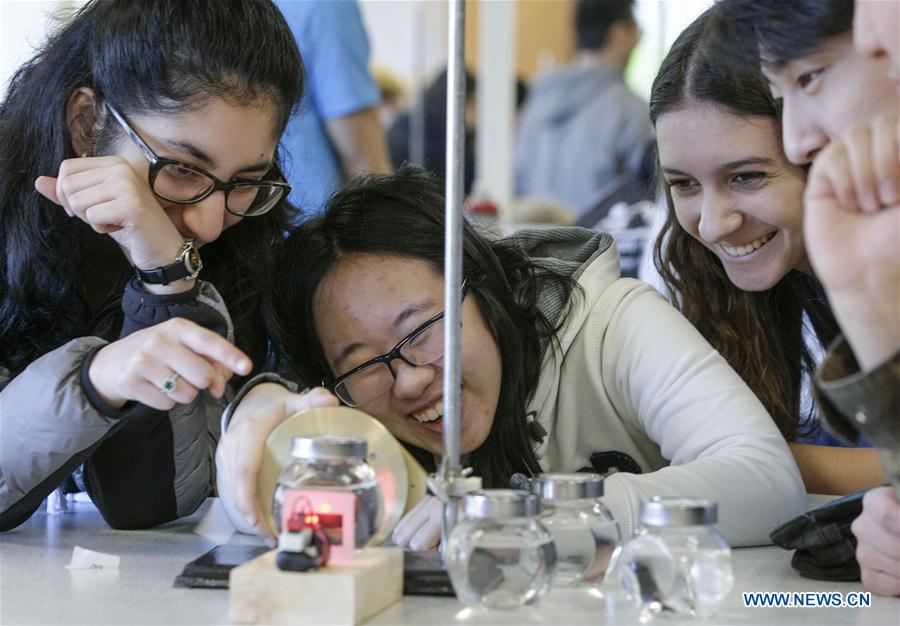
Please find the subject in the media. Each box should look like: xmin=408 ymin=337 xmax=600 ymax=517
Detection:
xmin=650 ymin=7 xmax=883 ymax=495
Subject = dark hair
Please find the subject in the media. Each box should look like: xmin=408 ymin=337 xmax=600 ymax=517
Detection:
xmin=0 ymin=0 xmax=304 ymax=375
xmin=649 ymin=8 xmax=839 ymax=440
xmin=713 ymin=0 xmax=854 ymax=68
xmin=265 ymin=166 xmax=579 ymax=487
xmin=575 ymin=0 xmax=635 ymax=51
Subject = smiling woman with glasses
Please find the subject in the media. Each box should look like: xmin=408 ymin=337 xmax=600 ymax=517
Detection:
xmin=327 ymin=281 xmax=466 ymax=407
xmin=0 ymin=0 xmax=336 ymax=533
xmin=217 ymin=166 xmax=807 ymax=553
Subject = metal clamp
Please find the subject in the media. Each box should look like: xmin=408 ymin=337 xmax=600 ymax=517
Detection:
xmin=428 ymin=465 xmax=482 ymax=563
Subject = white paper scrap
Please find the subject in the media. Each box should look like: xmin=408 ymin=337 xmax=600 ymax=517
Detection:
xmin=65 ymin=546 xmax=120 ymax=570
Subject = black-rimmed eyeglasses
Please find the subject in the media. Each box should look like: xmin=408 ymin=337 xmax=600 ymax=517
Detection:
xmin=326 ymin=280 xmax=469 ymax=407
xmin=105 ymin=102 xmax=291 ymax=217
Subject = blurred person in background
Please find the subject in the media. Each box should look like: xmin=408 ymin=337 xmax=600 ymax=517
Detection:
xmin=515 ymin=0 xmax=653 ymax=219
xmin=388 ymin=69 xmax=528 ymax=199
xmin=276 ymin=0 xmax=392 ymax=219
xmin=388 ymin=68 xmax=478 ymax=195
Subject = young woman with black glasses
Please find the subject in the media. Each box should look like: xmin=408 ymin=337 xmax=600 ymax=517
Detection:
xmin=0 ymin=0 xmax=332 ymax=531
xmin=216 ymin=166 xmax=808 ymax=549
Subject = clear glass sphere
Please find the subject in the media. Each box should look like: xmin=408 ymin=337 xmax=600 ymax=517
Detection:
xmin=610 ymin=524 xmax=733 ymax=619
xmin=539 ymin=498 xmax=621 ymax=586
xmin=447 ymin=516 xmax=558 ymax=609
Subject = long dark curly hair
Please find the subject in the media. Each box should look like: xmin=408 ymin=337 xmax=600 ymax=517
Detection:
xmin=650 ymin=9 xmax=840 ymax=440
xmin=0 ymin=0 xmax=305 ymax=376
xmin=265 ymin=166 xmax=581 ymax=487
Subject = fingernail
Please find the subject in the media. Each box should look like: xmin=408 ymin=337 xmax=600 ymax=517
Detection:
xmin=880 ymin=180 xmax=899 ymax=205
xmin=235 ymin=358 xmax=251 ymax=373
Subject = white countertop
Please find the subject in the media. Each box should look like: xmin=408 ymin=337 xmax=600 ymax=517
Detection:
xmin=1 ymin=499 xmax=897 ymax=625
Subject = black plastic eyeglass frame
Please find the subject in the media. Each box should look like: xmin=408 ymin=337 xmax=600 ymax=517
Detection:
xmin=326 ymin=280 xmax=469 ymax=403
xmin=105 ymin=102 xmax=291 ymax=217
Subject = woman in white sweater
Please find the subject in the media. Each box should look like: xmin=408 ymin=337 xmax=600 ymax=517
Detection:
xmin=216 ymin=167 xmax=807 ymax=549
xmin=218 ymin=168 xmax=807 ymax=549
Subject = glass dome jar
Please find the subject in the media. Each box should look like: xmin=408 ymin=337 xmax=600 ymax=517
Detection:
xmin=531 ymin=473 xmax=621 ymax=586
xmin=610 ymin=497 xmax=733 ymax=619
xmin=271 ymin=435 xmax=381 ymax=553
xmin=447 ymin=489 xmax=558 ymax=609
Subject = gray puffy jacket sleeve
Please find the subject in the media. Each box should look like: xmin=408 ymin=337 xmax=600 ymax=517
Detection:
xmin=0 ymin=278 xmax=232 ymax=531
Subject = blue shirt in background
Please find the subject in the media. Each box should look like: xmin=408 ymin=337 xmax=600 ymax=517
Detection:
xmin=797 ymin=424 xmax=871 ymax=448
xmin=276 ymin=0 xmax=381 ymax=219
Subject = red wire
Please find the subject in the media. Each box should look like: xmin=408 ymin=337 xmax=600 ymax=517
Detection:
xmin=285 ymin=492 xmax=330 ymax=566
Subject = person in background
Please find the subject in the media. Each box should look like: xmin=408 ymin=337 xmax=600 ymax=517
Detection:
xmin=387 ymin=69 xmax=478 ymax=195
xmin=275 ymin=0 xmax=392 ymax=218
xmin=0 ymin=0 xmax=332 ymax=532
xmin=216 ymin=166 xmax=806 ymax=550
xmin=651 ymin=9 xmax=884 ymax=497
xmin=514 ymin=0 xmax=654 ymax=219
xmin=716 ymin=0 xmax=900 ymax=596
xmin=803 ymin=0 xmax=900 ymax=597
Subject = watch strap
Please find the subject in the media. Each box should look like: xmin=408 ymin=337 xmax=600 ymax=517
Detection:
xmin=135 ymin=241 xmax=202 ymax=285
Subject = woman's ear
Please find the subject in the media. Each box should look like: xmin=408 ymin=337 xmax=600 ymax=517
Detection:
xmin=66 ymin=87 xmax=99 ymax=157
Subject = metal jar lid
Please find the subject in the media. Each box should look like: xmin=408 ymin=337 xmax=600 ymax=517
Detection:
xmin=463 ymin=489 xmax=541 ymax=519
xmin=290 ymin=435 xmax=367 ymax=461
xmin=531 ymin=473 xmax=605 ymax=500
xmin=639 ymin=497 xmax=717 ymax=527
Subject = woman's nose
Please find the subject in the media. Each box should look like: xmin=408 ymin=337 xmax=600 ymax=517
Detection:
xmin=698 ymin=191 xmax=743 ymax=244
xmin=180 ymin=190 xmax=228 ymax=244
xmin=391 ymin=361 xmax=437 ymax=400
xmin=781 ymin=99 xmax=828 ymax=165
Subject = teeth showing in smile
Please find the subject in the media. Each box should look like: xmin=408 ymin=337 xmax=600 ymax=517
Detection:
xmin=721 ymin=232 xmax=776 ymax=257
xmin=412 ymin=400 xmax=444 ymax=423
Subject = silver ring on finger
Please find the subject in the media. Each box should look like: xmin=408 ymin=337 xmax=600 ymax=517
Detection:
xmin=159 ymin=372 xmax=180 ymax=395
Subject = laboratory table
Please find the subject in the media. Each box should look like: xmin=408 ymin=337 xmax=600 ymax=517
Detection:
xmin=1 ymin=499 xmax=897 ymax=625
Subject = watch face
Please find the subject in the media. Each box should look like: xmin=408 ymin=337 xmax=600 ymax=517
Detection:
xmin=187 ymin=247 xmax=202 ymax=273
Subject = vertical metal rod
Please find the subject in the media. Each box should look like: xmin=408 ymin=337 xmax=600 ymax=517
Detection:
xmin=441 ymin=0 xmax=467 ymax=549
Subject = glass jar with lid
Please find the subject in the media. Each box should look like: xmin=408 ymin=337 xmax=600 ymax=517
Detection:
xmin=531 ymin=473 xmax=621 ymax=586
xmin=609 ymin=497 xmax=733 ymax=619
xmin=446 ymin=489 xmax=558 ymax=609
xmin=271 ymin=435 xmax=381 ymax=556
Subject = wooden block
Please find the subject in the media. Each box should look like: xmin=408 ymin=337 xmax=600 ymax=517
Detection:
xmin=229 ymin=547 xmax=403 ymax=625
